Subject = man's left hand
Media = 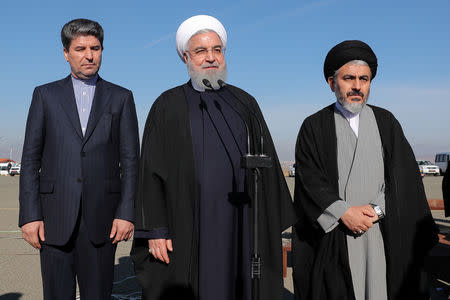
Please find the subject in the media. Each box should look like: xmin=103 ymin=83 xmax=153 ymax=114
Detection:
xmin=110 ymin=219 xmax=134 ymax=244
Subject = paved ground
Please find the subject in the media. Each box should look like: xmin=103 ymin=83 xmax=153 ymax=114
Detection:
xmin=0 ymin=175 xmax=448 ymax=299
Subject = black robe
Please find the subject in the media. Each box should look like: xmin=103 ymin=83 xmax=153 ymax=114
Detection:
xmin=131 ymin=83 xmax=296 ymax=300
xmin=292 ymin=104 xmax=438 ymax=300
xmin=443 ymin=167 xmax=450 ymax=217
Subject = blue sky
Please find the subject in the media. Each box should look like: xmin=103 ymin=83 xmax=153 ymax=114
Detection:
xmin=1 ymin=0 xmax=449 ymax=161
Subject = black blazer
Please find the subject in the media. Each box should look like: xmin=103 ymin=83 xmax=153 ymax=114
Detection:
xmin=19 ymin=75 xmax=139 ymax=245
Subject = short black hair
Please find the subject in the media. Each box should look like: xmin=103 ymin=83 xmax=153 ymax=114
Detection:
xmin=61 ymin=18 xmax=104 ymax=50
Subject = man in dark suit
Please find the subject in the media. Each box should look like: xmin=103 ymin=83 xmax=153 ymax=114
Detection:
xmin=19 ymin=18 xmax=139 ymax=300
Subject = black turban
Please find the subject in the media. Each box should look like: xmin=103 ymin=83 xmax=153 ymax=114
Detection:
xmin=323 ymin=40 xmax=377 ymax=81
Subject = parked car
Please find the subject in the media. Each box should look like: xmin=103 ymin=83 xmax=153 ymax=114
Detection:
xmin=0 ymin=163 xmax=11 ymax=176
xmin=9 ymin=166 xmax=20 ymax=176
xmin=435 ymin=152 xmax=450 ymax=175
xmin=288 ymin=164 xmax=296 ymax=177
xmin=417 ymin=160 xmax=440 ymax=176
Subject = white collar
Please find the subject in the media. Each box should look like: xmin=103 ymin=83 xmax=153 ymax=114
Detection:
xmin=191 ymin=80 xmax=205 ymax=92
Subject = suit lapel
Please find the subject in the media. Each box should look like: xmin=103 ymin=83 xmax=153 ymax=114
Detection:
xmin=83 ymin=77 xmax=110 ymax=145
xmin=59 ymin=75 xmax=83 ymax=139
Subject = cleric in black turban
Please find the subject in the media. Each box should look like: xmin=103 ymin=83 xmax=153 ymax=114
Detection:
xmin=323 ymin=40 xmax=378 ymax=81
xmin=292 ymin=38 xmax=438 ymax=300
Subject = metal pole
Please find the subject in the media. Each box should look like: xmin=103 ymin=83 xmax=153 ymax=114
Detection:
xmin=251 ymin=168 xmax=261 ymax=300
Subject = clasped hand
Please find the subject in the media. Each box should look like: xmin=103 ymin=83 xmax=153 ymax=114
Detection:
xmin=340 ymin=205 xmax=379 ymax=235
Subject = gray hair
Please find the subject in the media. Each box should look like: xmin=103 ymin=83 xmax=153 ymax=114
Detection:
xmin=61 ymin=18 xmax=104 ymax=50
xmin=333 ymin=60 xmax=370 ymax=81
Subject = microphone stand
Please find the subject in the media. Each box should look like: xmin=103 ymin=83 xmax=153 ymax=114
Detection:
xmin=202 ymin=79 xmax=272 ymax=300
xmin=240 ymin=131 xmax=271 ymax=300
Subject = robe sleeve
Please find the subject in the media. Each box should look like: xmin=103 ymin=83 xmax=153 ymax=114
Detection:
xmin=133 ymin=227 xmax=170 ymax=239
xmin=369 ymin=182 xmax=386 ymax=213
xmin=245 ymin=94 xmax=297 ymax=230
xmin=294 ymin=114 xmax=343 ymax=229
xmin=317 ymin=200 xmax=350 ymax=233
xmin=134 ymin=96 xmax=170 ymax=232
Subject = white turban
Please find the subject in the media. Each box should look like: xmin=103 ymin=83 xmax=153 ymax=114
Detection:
xmin=175 ymin=15 xmax=227 ymax=62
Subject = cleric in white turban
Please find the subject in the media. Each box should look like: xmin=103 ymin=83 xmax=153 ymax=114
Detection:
xmin=131 ymin=14 xmax=296 ymax=300
xmin=175 ymin=15 xmax=227 ymax=62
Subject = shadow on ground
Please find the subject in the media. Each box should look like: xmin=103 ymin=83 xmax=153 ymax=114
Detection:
xmin=0 ymin=293 xmax=23 ymax=300
xmin=112 ymin=256 xmax=142 ymax=299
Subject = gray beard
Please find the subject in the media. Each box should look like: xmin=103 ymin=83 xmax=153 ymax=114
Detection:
xmin=187 ymin=59 xmax=227 ymax=90
xmin=335 ymin=84 xmax=370 ymax=114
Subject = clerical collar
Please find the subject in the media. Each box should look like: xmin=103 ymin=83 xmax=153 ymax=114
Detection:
xmin=190 ymin=79 xmax=205 ymax=92
xmin=71 ymin=74 xmax=98 ymax=86
xmin=335 ymin=101 xmax=360 ymax=119
xmin=190 ymin=79 xmax=220 ymax=92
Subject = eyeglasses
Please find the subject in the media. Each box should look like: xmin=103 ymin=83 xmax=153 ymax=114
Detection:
xmin=186 ymin=46 xmax=224 ymax=59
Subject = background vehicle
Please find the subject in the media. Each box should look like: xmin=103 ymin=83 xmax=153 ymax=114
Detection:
xmin=417 ymin=160 xmax=440 ymax=176
xmin=0 ymin=163 xmax=12 ymax=176
xmin=9 ymin=166 xmax=20 ymax=176
xmin=288 ymin=164 xmax=296 ymax=177
xmin=435 ymin=152 xmax=450 ymax=175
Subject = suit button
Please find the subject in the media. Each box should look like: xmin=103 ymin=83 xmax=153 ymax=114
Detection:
xmin=77 ymin=178 xmax=83 ymax=183
xmin=81 ymin=151 xmax=86 ymax=157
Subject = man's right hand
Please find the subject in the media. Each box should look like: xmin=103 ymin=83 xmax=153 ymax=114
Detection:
xmin=148 ymin=239 xmax=173 ymax=264
xmin=21 ymin=221 xmax=45 ymax=249
xmin=340 ymin=205 xmax=375 ymax=234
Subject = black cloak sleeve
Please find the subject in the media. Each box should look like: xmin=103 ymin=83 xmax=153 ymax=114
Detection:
xmin=294 ymin=105 xmax=341 ymax=229
xmin=372 ymin=106 xmax=439 ymax=299
xmin=227 ymin=85 xmax=297 ymax=230
xmin=134 ymin=95 xmax=169 ymax=231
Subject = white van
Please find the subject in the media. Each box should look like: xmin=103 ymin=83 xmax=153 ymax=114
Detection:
xmin=0 ymin=163 xmax=11 ymax=176
xmin=434 ymin=152 xmax=450 ymax=174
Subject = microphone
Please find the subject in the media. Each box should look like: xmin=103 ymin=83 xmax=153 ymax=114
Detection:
xmin=217 ymin=80 xmax=266 ymax=156
xmin=202 ymin=79 xmax=214 ymax=90
xmin=217 ymin=79 xmax=226 ymax=87
xmin=203 ymin=78 xmax=252 ymax=155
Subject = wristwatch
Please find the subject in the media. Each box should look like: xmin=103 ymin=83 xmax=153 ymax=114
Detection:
xmin=370 ymin=204 xmax=385 ymax=221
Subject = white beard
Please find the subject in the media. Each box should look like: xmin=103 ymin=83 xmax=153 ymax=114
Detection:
xmin=187 ymin=59 xmax=227 ymax=90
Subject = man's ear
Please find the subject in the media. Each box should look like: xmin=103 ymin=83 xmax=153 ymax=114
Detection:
xmin=327 ymin=76 xmax=335 ymax=92
xmin=183 ymin=52 xmax=188 ymax=64
xmin=63 ymin=47 xmax=69 ymax=62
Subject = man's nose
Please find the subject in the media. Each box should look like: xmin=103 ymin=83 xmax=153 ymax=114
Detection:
xmin=205 ymin=50 xmax=215 ymax=62
xmin=352 ymin=79 xmax=361 ymax=90
xmin=85 ymin=50 xmax=93 ymax=60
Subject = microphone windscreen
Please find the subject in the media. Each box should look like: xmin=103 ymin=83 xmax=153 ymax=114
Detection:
xmin=217 ymin=79 xmax=226 ymax=87
xmin=202 ymin=79 xmax=212 ymax=88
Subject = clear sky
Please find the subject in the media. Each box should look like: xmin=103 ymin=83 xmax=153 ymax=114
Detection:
xmin=1 ymin=0 xmax=449 ymax=162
